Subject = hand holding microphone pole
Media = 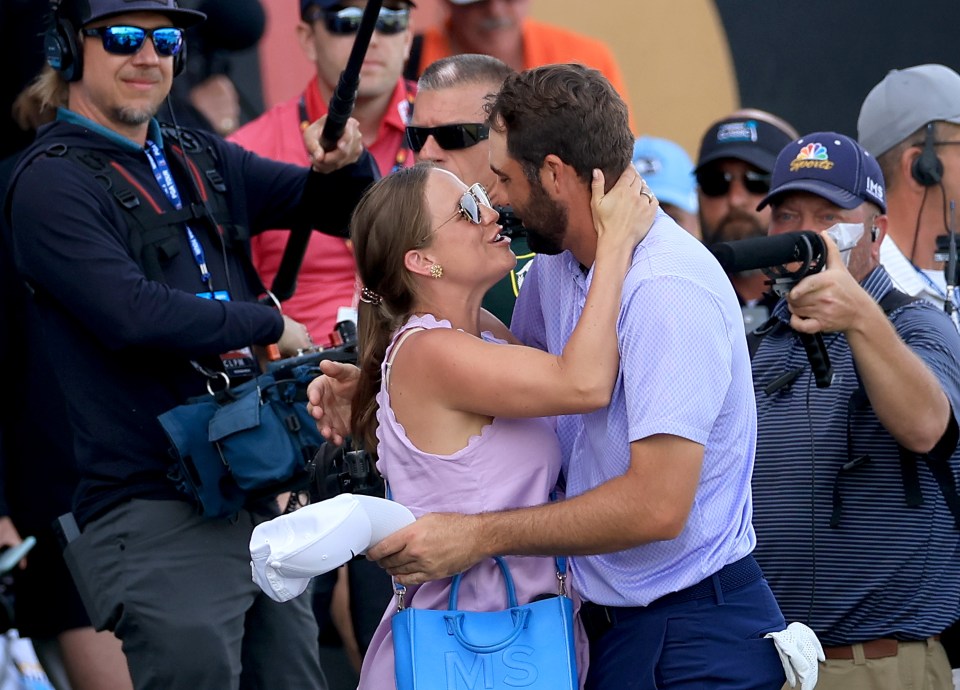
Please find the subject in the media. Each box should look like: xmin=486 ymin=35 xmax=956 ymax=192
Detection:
xmin=273 ymin=1 xmax=380 ymax=306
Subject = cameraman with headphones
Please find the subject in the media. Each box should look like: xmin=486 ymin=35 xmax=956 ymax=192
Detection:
xmin=3 ymin=0 xmax=377 ymax=687
xmin=858 ymin=64 xmax=960 ymax=323
xmin=749 ymin=132 xmax=960 ymax=690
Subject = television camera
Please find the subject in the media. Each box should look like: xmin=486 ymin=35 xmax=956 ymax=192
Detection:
xmin=710 ymin=227 xmax=863 ymax=388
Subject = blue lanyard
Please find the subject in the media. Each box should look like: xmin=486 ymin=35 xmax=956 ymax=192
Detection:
xmin=144 ymin=140 xmax=212 ymax=287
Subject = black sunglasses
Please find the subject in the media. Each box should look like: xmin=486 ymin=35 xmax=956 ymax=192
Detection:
xmin=81 ymin=25 xmax=184 ymax=57
xmin=405 ymin=123 xmax=490 ymax=153
xmin=696 ymin=169 xmax=772 ymax=197
xmin=314 ymin=6 xmax=410 ymax=35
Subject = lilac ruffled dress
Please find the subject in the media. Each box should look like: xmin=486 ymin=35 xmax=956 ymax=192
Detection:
xmin=357 ymin=314 xmax=588 ymax=689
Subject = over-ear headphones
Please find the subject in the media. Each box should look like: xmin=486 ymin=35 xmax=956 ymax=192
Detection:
xmin=44 ymin=0 xmax=187 ymax=83
xmin=44 ymin=10 xmax=83 ymax=82
xmin=912 ymin=121 xmax=944 ymax=187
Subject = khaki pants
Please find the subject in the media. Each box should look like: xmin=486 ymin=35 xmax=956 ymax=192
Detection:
xmin=782 ymin=638 xmax=952 ymax=690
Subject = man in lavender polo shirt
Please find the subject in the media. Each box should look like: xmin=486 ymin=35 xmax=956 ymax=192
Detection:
xmin=365 ymin=64 xmax=787 ymax=689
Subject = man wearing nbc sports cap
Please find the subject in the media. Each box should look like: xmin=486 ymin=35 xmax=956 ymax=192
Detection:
xmin=632 ymin=135 xmax=701 ymax=239
xmin=749 ymin=131 xmax=960 ymax=690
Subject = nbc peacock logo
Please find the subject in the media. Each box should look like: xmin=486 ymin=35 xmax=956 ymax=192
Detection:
xmin=790 ymin=143 xmax=834 ymax=171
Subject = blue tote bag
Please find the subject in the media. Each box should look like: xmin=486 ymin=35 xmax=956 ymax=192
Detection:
xmin=391 ymin=557 xmax=577 ymax=690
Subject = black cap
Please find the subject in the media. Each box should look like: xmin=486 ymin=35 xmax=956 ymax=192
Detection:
xmin=66 ymin=0 xmax=206 ymax=28
xmin=696 ymin=117 xmax=795 ymax=174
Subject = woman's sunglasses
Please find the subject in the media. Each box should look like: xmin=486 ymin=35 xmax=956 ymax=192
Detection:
xmin=405 ymin=123 xmax=490 ymax=153
xmin=696 ymin=169 xmax=772 ymax=198
xmin=81 ymin=26 xmax=184 ymax=57
xmin=316 ymin=6 xmax=411 ymax=35
xmin=437 ymin=183 xmax=494 ymax=230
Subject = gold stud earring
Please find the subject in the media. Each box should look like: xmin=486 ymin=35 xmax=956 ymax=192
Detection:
xmin=430 ymin=264 xmax=443 ymax=279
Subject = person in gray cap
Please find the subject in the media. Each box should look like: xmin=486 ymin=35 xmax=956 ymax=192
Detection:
xmin=5 ymin=0 xmax=378 ymax=687
xmin=750 ymin=131 xmax=960 ymax=690
xmin=858 ymin=64 xmax=960 ymax=320
xmin=695 ymin=109 xmax=798 ymax=328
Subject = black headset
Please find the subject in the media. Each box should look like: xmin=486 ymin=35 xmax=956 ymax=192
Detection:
xmin=912 ymin=121 xmax=944 ymax=187
xmin=44 ymin=0 xmax=187 ymax=83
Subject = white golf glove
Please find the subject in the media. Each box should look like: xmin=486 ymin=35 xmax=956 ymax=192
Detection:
xmin=765 ymin=622 xmax=825 ymax=690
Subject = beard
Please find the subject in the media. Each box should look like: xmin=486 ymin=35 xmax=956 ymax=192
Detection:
xmin=115 ymin=104 xmax=158 ymax=127
xmin=702 ymin=207 xmax=766 ymax=247
xmin=519 ymin=181 xmax=568 ymax=255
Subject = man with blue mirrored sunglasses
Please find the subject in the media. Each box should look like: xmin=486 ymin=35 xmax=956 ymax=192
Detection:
xmin=7 ymin=1 xmax=379 ymax=689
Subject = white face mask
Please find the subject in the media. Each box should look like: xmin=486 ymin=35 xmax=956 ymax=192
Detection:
xmin=823 ymin=222 xmax=865 ymax=268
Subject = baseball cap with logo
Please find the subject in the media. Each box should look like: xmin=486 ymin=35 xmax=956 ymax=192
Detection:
xmin=65 ymin=0 xmax=206 ymax=27
xmin=858 ymin=64 xmax=960 ymax=158
xmin=632 ymin=136 xmax=697 ymax=214
xmin=696 ymin=116 xmax=795 ymax=174
xmin=757 ymin=132 xmax=886 ymax=213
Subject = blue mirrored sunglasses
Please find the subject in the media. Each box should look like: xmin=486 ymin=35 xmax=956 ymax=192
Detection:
xmin=438 ymin=183 xmax=494 ymax=230
xmin=81 ymin=26 xmax=184 ymax=57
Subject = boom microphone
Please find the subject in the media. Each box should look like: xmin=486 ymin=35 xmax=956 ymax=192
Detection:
xmin=711 ymin=231 xmax=823 ymax=273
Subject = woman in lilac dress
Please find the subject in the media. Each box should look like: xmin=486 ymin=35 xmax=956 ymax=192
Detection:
xmin=347 ymin=163 xmax=656 ymax=689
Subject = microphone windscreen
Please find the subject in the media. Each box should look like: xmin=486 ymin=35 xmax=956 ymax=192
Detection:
xmin=196 ymin=0 xmax=266 ymax=52
xmin=711 ymin=231 xmax=821 ymax=273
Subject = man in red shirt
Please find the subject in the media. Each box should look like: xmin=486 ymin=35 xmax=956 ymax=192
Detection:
xmin=231 ymin=0 xmax=416 ymax=343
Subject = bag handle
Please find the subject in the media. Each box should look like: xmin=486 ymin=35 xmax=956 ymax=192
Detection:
xmin=442 ymin=608 xmax=531 ymax=654
xmin=448 ymin=556 xmax=517 ymax=610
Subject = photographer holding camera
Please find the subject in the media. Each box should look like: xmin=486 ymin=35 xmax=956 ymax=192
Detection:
xmin=748 ymin=132 xmax=960 ymax=690
xmin=4 ymin=0 xmax=377 ymax=687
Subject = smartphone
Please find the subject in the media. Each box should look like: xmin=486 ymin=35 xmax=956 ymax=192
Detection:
xmin=0 ymin=536 xmax=37 ymax=574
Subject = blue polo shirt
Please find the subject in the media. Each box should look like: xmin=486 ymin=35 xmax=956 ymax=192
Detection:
xmin=751 ymin=265 xmax=960 ymax=645
xmin=511 ymin=211 xmax=757 ymax=607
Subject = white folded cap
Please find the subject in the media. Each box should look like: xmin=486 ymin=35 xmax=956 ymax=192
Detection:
xmin=249 ymin=494 xmax=415 ymax=602
xmin=352 ymin=494 xmax=417 ymax=544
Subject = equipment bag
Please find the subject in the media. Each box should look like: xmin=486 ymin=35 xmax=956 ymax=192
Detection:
xmin=161 ymin=369 xmax=323 ymax=519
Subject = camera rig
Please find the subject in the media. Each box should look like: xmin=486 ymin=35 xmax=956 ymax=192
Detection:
xmin=711 ymin=230 xmax=835 ymax=388
xmin=265 ymin=320 xmax=384 ymax=502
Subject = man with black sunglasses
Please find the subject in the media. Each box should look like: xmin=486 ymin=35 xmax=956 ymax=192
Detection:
xmin=4 ymin=0 xmax=377 ymax=688
xmin=695 ymin=109 xmax=798 ymax=328
xmin=407 ymin=53 xmax=528 ymax=323
xmin=230 ymin=0 xmax=416 ymax=347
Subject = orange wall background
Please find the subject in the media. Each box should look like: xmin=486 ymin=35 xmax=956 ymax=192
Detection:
xmin=257 ymin=0 xmax=739 ymax=157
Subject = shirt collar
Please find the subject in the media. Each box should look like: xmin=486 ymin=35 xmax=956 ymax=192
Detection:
xmin=56 ymin=108 xmax=163 ymax=152
xmin=879 ymin=234 xmax=936 ymax=298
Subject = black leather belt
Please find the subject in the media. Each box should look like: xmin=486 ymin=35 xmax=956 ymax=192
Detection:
xmin=580 ymin=555 xmax=763 ymax=641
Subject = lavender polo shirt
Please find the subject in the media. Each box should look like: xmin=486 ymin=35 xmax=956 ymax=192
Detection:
xmin=511 ymin=212 xmax=757 ymax=607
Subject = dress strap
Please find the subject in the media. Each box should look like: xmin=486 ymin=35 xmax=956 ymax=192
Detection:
xmin=384 ymin=326 xmax=425 ymax=388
